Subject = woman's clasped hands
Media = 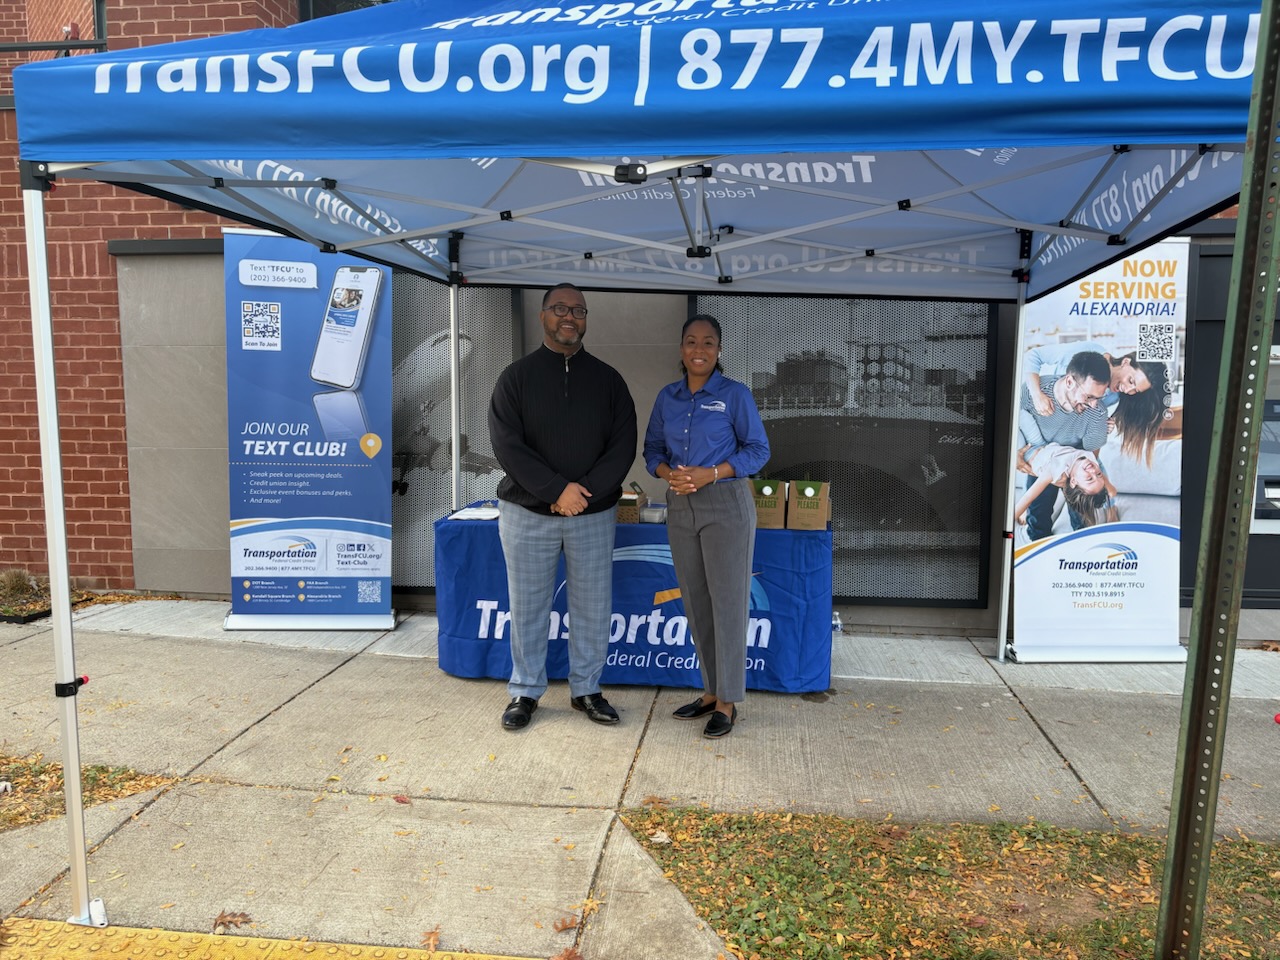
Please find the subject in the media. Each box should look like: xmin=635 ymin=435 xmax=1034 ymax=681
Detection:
xmin=666 ymin=464 xmax=711 ymax=495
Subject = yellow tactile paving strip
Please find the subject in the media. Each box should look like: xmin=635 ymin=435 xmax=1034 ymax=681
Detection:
xmin=0 ymin=918 xmax=538 ymax=960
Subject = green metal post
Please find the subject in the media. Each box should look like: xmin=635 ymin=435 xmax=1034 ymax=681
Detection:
xmin=1155 ymin=2 xmax=1280 ymax=957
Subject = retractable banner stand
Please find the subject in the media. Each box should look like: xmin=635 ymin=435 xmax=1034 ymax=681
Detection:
xmin=1011 ymin=239 xmax=1188 ymax=662
xmin=223 ymin=230 xmax=394 ymax=629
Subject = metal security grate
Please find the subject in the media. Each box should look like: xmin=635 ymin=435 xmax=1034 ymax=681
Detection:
xmin=696 ymin=295 xmax=994 ymax=604
xmin=390 ymin=280 xmax=513 ymax=588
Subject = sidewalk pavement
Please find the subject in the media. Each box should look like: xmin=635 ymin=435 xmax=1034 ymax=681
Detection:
xmin=2 ymin=600 xmax=1278 ymax=959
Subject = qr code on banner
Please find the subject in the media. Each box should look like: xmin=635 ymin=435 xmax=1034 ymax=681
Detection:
xmin=1137 ymin=322 xmax=1176 ymax=362
xmin=357 ymin=580 xmax=382 ymax=604
xmin=241 ymin=301 xmax=282 ymax=351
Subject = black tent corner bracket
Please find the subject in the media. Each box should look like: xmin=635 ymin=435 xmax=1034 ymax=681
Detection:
xmin=614 ymin=163 xmax=648 ymax=184
xmin=20 ymin=160 xmax=55 ymax=192
xmin=55 ymin=675 xmax=89 ymax=698
xmin=1017 ymin=228 xmax=1033 ymax=260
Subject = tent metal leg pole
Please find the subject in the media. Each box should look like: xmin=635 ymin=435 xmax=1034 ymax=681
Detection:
xmin=449 ymin=283 xmax=461 ymax=512
xmin=1155 ymin=1 xmax=1280 ymax=955
xmin=994 ymin=286 xmax=1029 ymax=662
xmin=22 ymin=185 xmax=106 ymax=928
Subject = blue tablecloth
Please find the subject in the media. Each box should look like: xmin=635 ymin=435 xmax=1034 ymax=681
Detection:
xmin=434 ymin=514 xmax=833 ymax=693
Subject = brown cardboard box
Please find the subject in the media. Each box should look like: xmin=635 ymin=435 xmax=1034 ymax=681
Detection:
xmin=786 ymin=480 xmax=830 ymax=530
xmin=751 ymin=479 xmax=787 ymax=529
xmin=617 ymin=490 xmax=648 ymax=524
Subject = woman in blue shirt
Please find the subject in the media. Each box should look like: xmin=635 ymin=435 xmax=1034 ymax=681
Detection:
xmin=643 ymin=315 xmax=770 ymax=738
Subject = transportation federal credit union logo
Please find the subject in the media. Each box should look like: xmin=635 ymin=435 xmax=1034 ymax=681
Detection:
xmin=242 ymin=536 xmax=319 ymax=560
xmin=610 ymin=542 xmax=770 ymax=612
xmin=1056 ymin=541 xmax=1139 ymax=574
xmin=528 ymin=542 xmax=774 ymax=651
xmin=604 ymin=542 xmax=774 ymax=654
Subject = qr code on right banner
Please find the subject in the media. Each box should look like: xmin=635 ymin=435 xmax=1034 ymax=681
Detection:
xmin=1137 ymin=322 xmax=1176 ymax=362
xmin=241 ymin=301 xmax=282 ymax=352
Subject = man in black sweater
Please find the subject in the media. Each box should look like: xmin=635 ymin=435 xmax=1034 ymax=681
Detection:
xmin=487 ymin=283 xmax=637 ymax=731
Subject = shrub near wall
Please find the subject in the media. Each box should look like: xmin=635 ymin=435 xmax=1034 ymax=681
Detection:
xmin=0 ymin=1 xmax=296 ymax=589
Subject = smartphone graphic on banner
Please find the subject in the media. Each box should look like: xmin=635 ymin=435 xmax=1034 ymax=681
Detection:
xmin=312 ymin=389 xmax=369 ymax=442
xmin=310 ymin=265 xmax=383 ymax=390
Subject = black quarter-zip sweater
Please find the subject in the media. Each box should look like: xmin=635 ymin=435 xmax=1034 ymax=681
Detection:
xmin=488 ymin=344 xmax=637 ymax=515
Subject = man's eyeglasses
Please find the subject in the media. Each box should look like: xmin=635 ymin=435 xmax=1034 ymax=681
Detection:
xmin=545 ymin=304 xmax=588 ymax=319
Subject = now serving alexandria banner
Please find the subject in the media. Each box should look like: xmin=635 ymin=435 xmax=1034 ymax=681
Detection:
xmin=1011 ymin=238 xmax=1188 ymax=662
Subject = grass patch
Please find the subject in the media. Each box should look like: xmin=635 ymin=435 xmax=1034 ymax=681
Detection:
xmin=0 ymin=567 xmax=181 ymax=620
xmin=0 ymin=753 xmax=176 ymax=831
xmin=623 ymin=808 xmax=1280 ymax=960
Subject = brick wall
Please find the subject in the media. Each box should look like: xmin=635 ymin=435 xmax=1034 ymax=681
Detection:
xmin=0 ymin=1 xmax=299 ymax=589
xmin=27 ymin=2 xmax=97 ymax=52
xmin=0 ymin=2 xmax=27 ymax=96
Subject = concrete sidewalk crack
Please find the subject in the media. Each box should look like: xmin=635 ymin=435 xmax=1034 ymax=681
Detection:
xmin=975 ymin=639 xmax=1117 ymax=827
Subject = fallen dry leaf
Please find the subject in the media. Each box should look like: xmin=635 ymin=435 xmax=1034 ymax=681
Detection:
xmin=420 ymin=924 xmax=442 ymax=950
xmin=394 ymin=794 xmax=411 ymax=804
xmin=553 ymin=915 xmax=580 ymax=932
xmin=212 ymin=910 xmax=252 ymax=934
xmin=550 ymin=949 xmax=584 ymax=960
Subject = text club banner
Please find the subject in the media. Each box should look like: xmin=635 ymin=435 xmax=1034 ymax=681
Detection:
xmin=1011 ymin=238 xmax=1188 ymax=662
xmin=224 ymin=230 xmax=394 ymax=628
xmin=434 ymin=518 xmax=833 ymax=694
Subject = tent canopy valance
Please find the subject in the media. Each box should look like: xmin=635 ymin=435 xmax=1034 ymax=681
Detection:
xmin=11 ymin=0 xmax=1261 ymax=299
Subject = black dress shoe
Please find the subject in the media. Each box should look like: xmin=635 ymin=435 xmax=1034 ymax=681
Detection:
xmin=672 ymin=696 xmax=718 ymax=720
xmin=571 ymin=692 xmax=619 ymax=725
xmin=702 ymin=705 xmax=737 ymax=739
xmin=501 ymin=696 xmax=538 ymax=730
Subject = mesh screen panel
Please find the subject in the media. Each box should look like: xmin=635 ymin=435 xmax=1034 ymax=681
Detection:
xmin=391 ymin=279 xmax=513 ymax=589
xmin=696 ymin=295 xmax=994 ymax=604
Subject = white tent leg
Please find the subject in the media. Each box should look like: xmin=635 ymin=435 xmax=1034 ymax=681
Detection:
xmin=448 ymin=282 xmax=461 ymax=512
xmin=995 ymin=285 xmax=1030 ymax=663
xmin=22 ymin=185 xmax=107 ymax=927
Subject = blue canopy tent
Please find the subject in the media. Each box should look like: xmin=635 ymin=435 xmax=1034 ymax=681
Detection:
xmin=11 ymin=0 xmax=1272 ymax=952
xmin=12 ymin=0 xmax=1258 ymax=298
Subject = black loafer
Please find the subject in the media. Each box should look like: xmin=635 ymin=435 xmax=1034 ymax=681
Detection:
xmin=703 ymin=705 xmax=737 ymax=739
xmin=501 ymin=696 xmax=538 ymax=731
xmin=571 ymin=692 xmax=619 ymax=725
xmin=672 ymin=696 xmax=717 ymax=720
